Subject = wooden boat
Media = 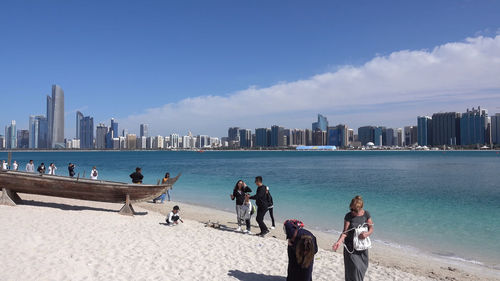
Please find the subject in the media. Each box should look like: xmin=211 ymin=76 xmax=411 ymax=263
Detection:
xmin=0 ymin=169 xmax=181 ymax=216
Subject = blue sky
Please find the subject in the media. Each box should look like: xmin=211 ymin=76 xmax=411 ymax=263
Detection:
xmin=1 ymin=0 xmax=500 ymax=137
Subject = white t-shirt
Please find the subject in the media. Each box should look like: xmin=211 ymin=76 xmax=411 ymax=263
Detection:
xmin=90 ymin=169 xmax=98 ymax=180
xmin=12 ymin=162 xmax=18 ymax=170
xmin=26 ymin=163 xmax=35 ymax=172
xmin=48 ymin=166 xmax=57 ymax=175
xmin=2 ymin=162 xmax=8 ymax=170
xmin=167 ymin=211 xmax=181 ymax=223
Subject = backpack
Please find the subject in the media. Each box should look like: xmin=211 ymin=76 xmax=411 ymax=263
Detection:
xmin=93 ymin=170 xmax=98 ymax=177
xmin=250 ymin=203 xmax=256 ymax=215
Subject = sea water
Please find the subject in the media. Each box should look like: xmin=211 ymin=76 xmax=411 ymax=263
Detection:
xmin=1 ymin=150 xmax=499 ymax=268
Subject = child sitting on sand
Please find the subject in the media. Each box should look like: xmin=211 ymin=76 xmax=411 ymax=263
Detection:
xmin=239 ymin=195 xmax=254 ymax=234
xmin=166 ymin=205 xmax=184 ymax=226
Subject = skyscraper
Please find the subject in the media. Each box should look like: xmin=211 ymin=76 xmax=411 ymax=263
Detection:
xmin=17 ymin=130 xmax=29 ymax=149
xmin=5 ymin=120 xmax=17 ymax=149
xmin=460 ymin=107 xmax=488 ymax=146
xmin=140 ymin=124 xmax=149 ymax=138
xmin=47 ymin=85 xmax=65 ymax=148
xmin=95 ymin=123 xmax=108 ymax=149
xmin=76 ymin=111 xmax=83 ymax=140
xmin=79 ymin=116 xmax=94 ymax=149
xmin=327 ymin=125 xmax=348 ymax=147
xmin=492 ymin=113 xmax=500 ymax=145
xmin=255 ymin=128 xmax=270 ymax=147
xmin=29 ymin=115 xmax=45 ymax=149
xmin=271 ymin=125 xmax=285 ymax=147
xmin=239 ymin=129 xmax=252 ymax=148
xmin=358 ymin=126 xmax=375 ymax=145
xmin=431 ymin=112 xmax=461 ymax=146
xmin=312 ymin=114 xmax=328 ymax=132
xmin=417 ymin=116 xmax=432 ymax=146
xmin=386 ymin=128 xmax=395 ymax=146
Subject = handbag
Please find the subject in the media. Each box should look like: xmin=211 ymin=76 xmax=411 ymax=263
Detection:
xmin=344 ymin=223 xmax=372 ymax=253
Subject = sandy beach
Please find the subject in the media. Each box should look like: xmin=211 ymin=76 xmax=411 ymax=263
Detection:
xmin=0 ymin=194 xmax=498 ymax=281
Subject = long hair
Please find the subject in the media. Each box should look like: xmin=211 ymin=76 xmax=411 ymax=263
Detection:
xmin=233 ymin=180 xmax=243 ymax=192
xmin=295 ymin=235 xmax=315 ymax=268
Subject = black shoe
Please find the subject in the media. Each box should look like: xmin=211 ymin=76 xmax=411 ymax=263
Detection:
xmin=153 ymin=199 xmax=157 ymax=203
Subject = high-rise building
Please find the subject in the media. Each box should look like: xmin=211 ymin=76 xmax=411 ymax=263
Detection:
xmin=170 ymin=133 xmax=180 ymax=148
xmin=312 ymin=128 xmax=327 ymax=145
xmin=79 ymin=116 xmax=94 ymax=149
xmin=5 ymin=120 xmax=17 ymax=149
xmin=137 ymin=136 xmax=147 ymax=149
xmin=126 ymin=134 xmax=137 ymax=150
xmin=386 ymin=128 xmax=395 ymax=146
xmin=348 ymin=129 xmax=355 ymax=146
xmin=255 ymin=128 xmax=270 ymax=147
xmin=140 ymin=124 xmax=149 ymax=138
xmin=358 ymin=126 xmax=375 ymax=145
xmin=239 ymin=129 xmax=252 ymax=148
xmin=0 ymin=135 xmax=5 ymax=149
xmin=396 ymin=128 xmax=404 ymax=147
xmin=17 ymin=130 xmax=29 ymax=149
xmin=492 ymin=113 xmax=500 ymax=145
xmin=374 ymin=127 xmax=383 ymax=146
xmin=431 ymin=112 xmax=461 ymax=146
xmin=76 ymin=111 xmax=83 ymax=140
xmin=105 ymin=118 xmax=119 ymax=149
xmin=182 ymin=135 xmax=191 ymax=148
xmin=47 ymin=85 xmax=65 ymax=148
xmin=292 ymin=129 xmax=306 ymax=146
xmin=197 ymin=135 xmax=210 ymax=148
xmin=122 ymin=129 xmax=128 ymax=137
xmin=312 ymin=114 xmax=328 ymax=132
xmin=271 ymin=125 xmax=285 ymax=147
xmin=305 ymin=129 xmax=313 ymax=146
xmin=460 ymin=107 xmax=489 ymax=146
xmin=29 ymin=115 xmax=46 ymax=149
xmin=417 ymin=116 xmax=432 ymax=146
xmin=95 ymin=123 xmax=108 ymax=149
xmin=404 ymin=126 xmax=413 ymax=146
xmin=327 ymin=125 xmax=348 ymax=147
xmin=228 ymin=127 xmax=240 ymax=141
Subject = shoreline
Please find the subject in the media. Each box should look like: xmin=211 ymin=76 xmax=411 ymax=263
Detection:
xmin=138 ymin=199 xmax=500 ymax=281
xmin=2 ymin=149 xmax=500 ymax=153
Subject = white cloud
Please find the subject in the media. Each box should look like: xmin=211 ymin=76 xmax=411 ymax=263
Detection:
xmin=121 ymin=35 xmax=500 ymax=136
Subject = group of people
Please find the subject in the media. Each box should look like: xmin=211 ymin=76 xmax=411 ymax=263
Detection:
xmin=230 ymin=176 xmax=275 ymax=236
xmin=1 ymin=159 xmax=100 ymax=179
xmin=229 ymin=177 xmax=373 ymax=281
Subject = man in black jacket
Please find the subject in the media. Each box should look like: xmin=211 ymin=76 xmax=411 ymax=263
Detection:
xmin=130 ymin=167 xmax=144 ymax=184
xmin=250 ymin=176 xmax=269 ymax=237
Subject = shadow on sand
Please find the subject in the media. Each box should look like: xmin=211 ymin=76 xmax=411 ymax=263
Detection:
xmin=227 ymin=270 xmax=286 ymax=281
xmin=21 ymin=199 xmax=148 ymax=216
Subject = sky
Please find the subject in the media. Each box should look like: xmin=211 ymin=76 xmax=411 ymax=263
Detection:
xmin=1 ymin=0 xmax=500 ymax=137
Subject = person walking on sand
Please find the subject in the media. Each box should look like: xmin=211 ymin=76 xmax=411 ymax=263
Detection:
xmin=153 ymin=172 xmax=172 ymax=203
xmin=130 ymin=167 xmax=143 ymax=184
xmin=12 ymin=161 xmax=18 ymax=171
xmin=332 ymin=195 xmax=374 ymax=281
xmin=230 ymin=180 xmax=252 ymax=232
xmin=284 ymin=219 xmax=318 ymax=281
xmin=68 ymin=163 xmax=76 ymax=177
xmin=250 ymin=176 xmax=270 ymax=237
xmin=26 ymin=160 xmax=35 ymax=173
xmin=266 ymin=186 xmax=276 ymax=229
xmin=37 ymin=163 xmax=46 ymax=174
xmin=90 ymin=166 xmax=98 ymax=180
xmin=48 ymin=163 xmax=57 ymax=175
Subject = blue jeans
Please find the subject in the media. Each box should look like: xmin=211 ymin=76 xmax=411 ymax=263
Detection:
xmin=154 ymin=193 xmax=166 ymax=203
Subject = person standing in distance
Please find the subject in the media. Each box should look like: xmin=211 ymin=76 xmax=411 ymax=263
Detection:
xmin=250 ymin=176 xmax=270 ymax=237
xmin=130 ymin=167 xmax=144 ymax=184
xmin=90 ymin=166 xmax=99 ymax=180
xmin=12 ymin=161 xmax=18 ymax=171
xmin=26 ymin=160 xmax=35 ymax=172
xmin=68 ymin=163 xmax=76 ymax=177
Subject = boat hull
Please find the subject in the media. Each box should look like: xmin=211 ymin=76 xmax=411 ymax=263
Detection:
xmin=0 ymin=170 xmax=168 ymax=203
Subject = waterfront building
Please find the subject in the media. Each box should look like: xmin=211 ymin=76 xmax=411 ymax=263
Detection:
xmin=5 ymin=120 xmax=17 ymax=149
xmin=95 ymin=123 xmax=108 ymax=149
xmin=29 ymin=115 xmax=46 ymax=149
xmin=137 ymin=136 xmax=146 ymax=149
xmin=460 ymin=107 xmax=489 ymax=146
xmin=79 ymin=116 xmax=94 ymax=149
xmin=140 ymin=124 xmax=149 ymax=138
xmin=0 ymin=135 xmax=5 ymax=149
xmin=197 ymin=135 xmax=210 ymax=148
xmin=404 ymin=126 xmax=414 ymax=146
xmin=386 ymin=128 xmax=394 ymax=146
xmin=374 ymin=127 xmax=383 ymax=146
xmin=17 ymin=130 xmax=29 ymax=149
xmin=47 ymin=85 xmax=65 ymax=148
xmin=312 ymin=114 xmax=328 ymax=132
xmin=112 ymin=138 xmax=120 ymax=150
xmin=182 ymin=135 xmax=191 ymax=148
xmin=29 ymin=116 xmax=37 ymax=148
xmin=358 ymin=126 xmax=375 ymax=146
xmin=228 ymin=127 xmax=240 ymax=142
xmin=396 ymin=128 xmax=403 ymax=147
xmin=327 ymin=125 xmax=348 ymax=147
xmin=417 ymin=116 xmax=432 ymax=146
xmin=431 ymin=112 xmax=461 ymax=146
xmin=255 ymin=128 xmax=270 ymax=147
xmin=305 ymin=129 xmax=313 ymax=146
xmin=210 ymin=137 xmax=220 ymax=147
xmin=126 ymin=134 xmax=137 ymax=150
xmin=348 ymin=129 xmax=354 ymax=146
xmin=76 ymin=111 xmax=83 ymax=140
xmin=122 ymin=129 xmax=128 ymax=137
xmin=271 ymin=125 xmax=285 ymax=147
xmin=170 ymin=133 xmax=180 ymax=148
xmin=292 ymin=129 xmax=306 ymax=146
xmin=65 ymin=139 xmax=80 ymax=149
xmin=119 ymin=136 xmax=127 ymax=149
xmin=312 ymin=128 xmax=326 ymax=146
xmin=239 ymin=129 xmax=252 ymax=148
xmin=492 ymin=113 xmax=500 ymax=145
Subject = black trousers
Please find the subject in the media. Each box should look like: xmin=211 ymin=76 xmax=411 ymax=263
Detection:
xmin=256 ymin=207 xmax=269 ymax=233
xmin=268 ymin=207 xmax=275 ymax=227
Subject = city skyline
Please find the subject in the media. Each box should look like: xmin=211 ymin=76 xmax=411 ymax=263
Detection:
xmin=1 ymin=2 xmax=500 ymax=136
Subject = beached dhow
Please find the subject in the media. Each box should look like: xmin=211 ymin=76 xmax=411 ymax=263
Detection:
xmin=0 ymin=169 xmax=181 ymax=216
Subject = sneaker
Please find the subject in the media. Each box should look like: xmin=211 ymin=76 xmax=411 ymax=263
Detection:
xmin=153 ymin=200 xmax=157 ymax=203
xmin=247 ymin=231 xmax=252 ymax=235
xmin=236 ymin=226 xmax=242 ymax=232
xmin=243 ymin=229 xmax=248 ymax=233
xmin=271 ymin=226 xmax=275 ymax=230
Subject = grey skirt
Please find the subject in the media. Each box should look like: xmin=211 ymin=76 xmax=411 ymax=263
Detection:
xmin=343 ymin=248 xmax=368 ymax=281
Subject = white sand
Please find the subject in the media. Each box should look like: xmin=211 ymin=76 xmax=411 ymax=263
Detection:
xmin=0 ymin=195 xmax=498 ymax=281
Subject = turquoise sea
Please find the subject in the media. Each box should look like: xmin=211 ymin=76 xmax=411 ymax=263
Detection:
xmin=1 ymin=150 xmax=499 ymax=268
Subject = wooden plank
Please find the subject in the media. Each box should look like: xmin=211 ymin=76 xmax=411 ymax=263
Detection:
xmin=0 ymin=188 xmax=17 ymax=206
